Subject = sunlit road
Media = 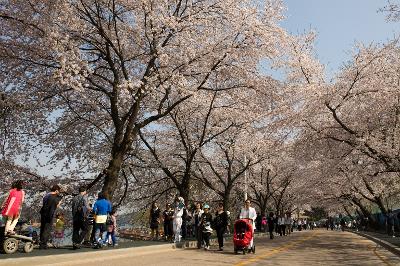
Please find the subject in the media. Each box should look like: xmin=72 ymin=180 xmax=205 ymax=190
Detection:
xmin=2 ymin=230 xmax=400 ymax=266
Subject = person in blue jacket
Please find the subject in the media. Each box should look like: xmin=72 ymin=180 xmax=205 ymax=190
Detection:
xmin=93 ymin=192 xmax=112 ymax=246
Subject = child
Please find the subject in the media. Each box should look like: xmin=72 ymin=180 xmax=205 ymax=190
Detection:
xmin=200 ymin=204 xmax=213 ymax=250
xmin=105 ymin=209 xmax=117 ymax=246
xmin=261 ymin=216 xmax=267 ymax=232
xmin=1 ymin=180 xmax=25 ymax=235
xmin=53 ymin=213 xmax=65 ymax=248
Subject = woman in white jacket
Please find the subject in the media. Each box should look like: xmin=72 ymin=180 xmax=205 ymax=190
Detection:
xmin=239 ymin=199 xmax=257 ymax=248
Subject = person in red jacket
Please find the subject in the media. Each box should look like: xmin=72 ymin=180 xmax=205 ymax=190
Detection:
xmin=1 ymin=180 xmax=25 ymax=235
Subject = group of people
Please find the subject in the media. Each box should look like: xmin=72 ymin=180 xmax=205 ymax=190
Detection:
xmin=40 ymin=185 xmax=118 ymax=249
xmin=149 ymin=198 xmax=260 ymax=251
xmin=149 ymin=198 xmax=237 ymax=251
xmin=257 ymin=213 xmax=313 ymax=240
xmin=149 ymin=196 xmax=323 ymax=252
xmin=1 ymin=179 xmax=314 ymax=252
xmin=1 ymin=181 xmax=118 ymax=250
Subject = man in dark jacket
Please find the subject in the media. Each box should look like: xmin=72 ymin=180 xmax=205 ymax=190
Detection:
xmin=72 ymin=186 xmax=90 ymax=249
xmin=39 ymin=185 xmax=62 ymax=249
xmin=267 ymin=212 xmax=275 ymax=239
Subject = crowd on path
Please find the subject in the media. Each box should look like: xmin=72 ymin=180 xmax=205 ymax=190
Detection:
xmin=1 ymin=180 xmax=317 ymax=253
xmin=1 ymin=181 xmax=118 ymax=250
xmin=148 ymin=198 xmax=315 ymax=251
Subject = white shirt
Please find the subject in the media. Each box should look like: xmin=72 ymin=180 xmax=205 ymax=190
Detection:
xmin=192 ymin=209 xmax=204 ymax=226
xmin=240 ymin=207 xmax=257 ymax=230
xmin=285 ymin=217 xmax=293 ymax=225
xmin=174 ymin=207 xmax=184 ymax=219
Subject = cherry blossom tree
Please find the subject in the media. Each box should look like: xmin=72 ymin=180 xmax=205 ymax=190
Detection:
xmin=0 ymin=0 xmax=291 ymax=200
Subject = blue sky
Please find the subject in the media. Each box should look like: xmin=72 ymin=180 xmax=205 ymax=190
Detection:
xmin=281 ymin=0 xmax=398 ymax=78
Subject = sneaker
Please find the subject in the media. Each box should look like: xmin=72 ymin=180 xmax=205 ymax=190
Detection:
xmin=218 ymin=247 xmax=223 ymax=251
xmin=204 ymin=246 xmax=210 ymax=250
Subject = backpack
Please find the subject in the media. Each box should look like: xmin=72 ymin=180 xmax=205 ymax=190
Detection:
xmin=74 ymin=195 xmax=86 ymax=218
xmin=106 ymin=215 xmax=114 ymax=226
xmin=261 ymin=218 xmax=267 ymax=226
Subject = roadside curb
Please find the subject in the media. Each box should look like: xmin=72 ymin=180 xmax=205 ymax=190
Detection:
xmin=351 ymin=230 xmax=400 ymax=257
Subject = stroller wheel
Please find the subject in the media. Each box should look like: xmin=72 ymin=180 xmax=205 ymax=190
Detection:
xmin=3 ymin=238 xmax=18 ymax=254
xmin=234 ymin=248 xmax=238 ymax=254
xmin=252 ymin=245 xmax=256 ymax=254
xmin=23 ymin=242 xmax=34 ymax=253
xmin=242 ymin=249 xmax=246 ymax=255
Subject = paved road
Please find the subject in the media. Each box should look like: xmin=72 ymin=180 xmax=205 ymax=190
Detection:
xmin=1 ymin=230 xmax=400 ymax=266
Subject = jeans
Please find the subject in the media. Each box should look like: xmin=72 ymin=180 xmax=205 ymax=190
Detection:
xmin=94 ymin=223 xmax=106 ymax=244
xmin=40 ymin=218 xmax=53 ymax=248
xmin=72 ymin=218 xmax=88 ymax=245
xmin=164 ymin=221 xmax=173 ymax=240
xmin=195 ymin=226 xmax=203 ymax=248
xmin=105 ymin=231 xmax=116 ymax=245
xmin=216 ymin=227 xmax=225 ymax=248
xmin=202 ymin=232 xmax=211 ymax=247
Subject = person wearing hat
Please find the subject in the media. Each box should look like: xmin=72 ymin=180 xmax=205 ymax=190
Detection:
xmin=200 ymin=204 xmax=213 ymax=250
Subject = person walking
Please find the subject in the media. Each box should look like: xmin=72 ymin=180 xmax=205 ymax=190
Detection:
xmin=285 ymin=213 xmax=292 ymax=235
xmin=239 ymin=199 xmax=257 ymax=248
xmin=173 ymin=197 xmax=185 ymax=243
xmin=1 ymin=180 xmax=25 ymax=235
xmin=214 ymin=202 xmax=228 ymax=251
xmin=274 ymin=214 xmax=279 ymax=235
xmin=340 ymin=218 xmax=346 ymax=232
xmin=278 ymin=214 xmax=285 ymax=236
xmin=261 ymin=216 xmax=267 ymax=232
xmin=149 ymin=202 xmax=161 ymax=240
xmin=71 ymin=186 xmax=90 ymax=249
xmin=181 ymin=205 xmax=191 ymax=240
xmin=192 ymin=202 xmax=204 ymax=248
xmin=93 ymin=192 xmax=112 ymax=247
xmin=184 ymin=204 xmax=193 ymax=238
xmin=267 ymin=212 xmax=275 ymax=239
xmin=162 ymin=203 xmax=174 ymax=241
xmin=200 ymin=204 xmax=213 ymax=250
xmin=39 ymin=184 xmax=62 ymax=249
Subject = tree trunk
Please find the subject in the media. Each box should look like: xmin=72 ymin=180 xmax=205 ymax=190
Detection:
xmin=102 ymin=151 xmax=124 ymax=201
xmin=178 ymin=175 xmax=191 ymax=204
xmin=374 ymin=196 xmax=388 ymax=216
xmin=223 ymin=190 xmax=231 ymax=212
xmin=351 ymin=198 xmax=376 ymax=228
xmin=343 ymin=205 xmax=354 ymax=220
xmin=260 ymin=199 xmax=267 ymax=217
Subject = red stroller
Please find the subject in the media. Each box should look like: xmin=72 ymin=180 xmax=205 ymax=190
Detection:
xmin=233 ymin=219 xmax=255 ymax=254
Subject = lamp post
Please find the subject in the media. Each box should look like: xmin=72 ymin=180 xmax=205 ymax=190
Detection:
xmin=244 ymin=155 xmax=248 ymax=201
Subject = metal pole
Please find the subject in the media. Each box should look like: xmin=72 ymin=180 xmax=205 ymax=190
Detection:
xmin=244 ymin=155 xmax=248 ymax=201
